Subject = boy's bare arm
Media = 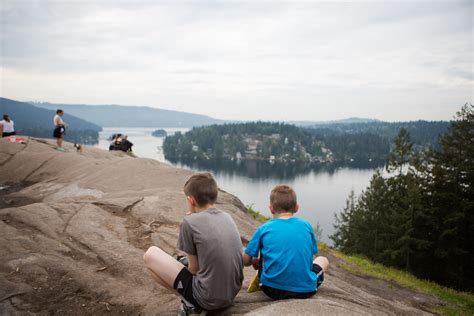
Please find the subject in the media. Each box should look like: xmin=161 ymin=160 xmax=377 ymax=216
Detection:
xmin=242 ymin=253 xmax=253 ymax=266
xmin=188 ymin=254 xmax=199 ymax=274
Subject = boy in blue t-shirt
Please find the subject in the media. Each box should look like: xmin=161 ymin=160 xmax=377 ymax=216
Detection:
xmin=243 ymin=185 xmax=329 ymax=300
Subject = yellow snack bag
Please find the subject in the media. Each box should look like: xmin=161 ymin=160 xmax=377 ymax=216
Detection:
xmin=247 ymin=272 xmax=261 ymax=293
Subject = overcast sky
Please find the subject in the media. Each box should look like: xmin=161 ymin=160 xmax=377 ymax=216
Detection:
xmin=1 ymin=0 xmax=472 ymax=122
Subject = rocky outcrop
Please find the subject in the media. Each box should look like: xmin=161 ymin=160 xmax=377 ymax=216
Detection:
xmin=0 ymin=138 xmax=442 ymax=315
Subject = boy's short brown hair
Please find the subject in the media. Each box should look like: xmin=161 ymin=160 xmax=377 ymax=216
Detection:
xmin=184 ymin=172 xmax=218 ymax=207
xmin=270 ymin=185 xmax=297 ymax=213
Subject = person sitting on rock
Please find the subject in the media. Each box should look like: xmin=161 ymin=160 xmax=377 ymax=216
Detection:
xmin=1 ymin=113 xmax=16 ymax=137
xmin=243 ymin=184 xmax=329 ymax=300
xmin=120 ymin=135 xmax=133 ymax=152
xmin=109 ymin=134 xmax=123 ymax=151
xmin=143 ymin=172 xmax=244 ymax=314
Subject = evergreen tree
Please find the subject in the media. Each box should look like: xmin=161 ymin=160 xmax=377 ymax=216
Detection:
xmin=332 ymin=128 xmax=432 ymax=272
xmin=386 ymin=128 xmax=413 ymax=175
xmin=331 ymin=104 xmax=474 ymax=291
xmin=355 ymin=171 xmax=390 ymax=263
xmin=427 ymin=103 xmax=474 ymax=290
xmin=331 ymin=172 xmax=390 ymax=262
xmin=384 ymin=129 xmax=431 ymax=271
xmin=385 ymin=171 xmax=428 ymax=271
xmin=331 ymin=190 xmax=358 ymax=250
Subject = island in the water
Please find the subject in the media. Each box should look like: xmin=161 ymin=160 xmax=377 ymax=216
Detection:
xmin=164 ymin=122 xmax=336 ymax=163
xmin=163 ymin=121 xmax=448 ymax=164
xmin=152 ymin=129 xmax=168 ymax=138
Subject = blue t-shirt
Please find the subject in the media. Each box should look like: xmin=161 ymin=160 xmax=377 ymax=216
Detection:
xmin=245 ymin=217 xmax=318 ymax=293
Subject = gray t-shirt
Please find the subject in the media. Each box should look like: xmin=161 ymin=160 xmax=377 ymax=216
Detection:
xmin=177 ymin=208 xmax=244 ymax=310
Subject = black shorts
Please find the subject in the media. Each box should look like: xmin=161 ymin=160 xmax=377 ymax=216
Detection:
xmin=53 ymin=126 xmax=65 ymax=138
xmin=261 ymin=263 xmax=324 ymax=301
xmin=2 ymin=131 xmax=15 ymax=137
xmin=173 ymin=267 xmax=201 ymax=308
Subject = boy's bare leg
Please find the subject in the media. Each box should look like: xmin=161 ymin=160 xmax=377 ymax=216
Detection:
xmin=144 ymin=246 xmax=185 ymax=289
xmin=146 ymin=267 xmax=174 ymax=291
xmin=313 ymin=256 xmax=329 ymax=272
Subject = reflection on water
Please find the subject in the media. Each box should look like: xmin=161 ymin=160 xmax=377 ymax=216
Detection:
xmin=169 ymin=157 xmax=384 ymax=181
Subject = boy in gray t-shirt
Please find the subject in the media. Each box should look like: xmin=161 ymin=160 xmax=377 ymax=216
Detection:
xmin=144 ymin=172 xmax=244 ymax=313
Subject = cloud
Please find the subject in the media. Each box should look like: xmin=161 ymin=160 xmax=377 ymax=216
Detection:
xmin=0 ymin=0 xmax=472 ymax=121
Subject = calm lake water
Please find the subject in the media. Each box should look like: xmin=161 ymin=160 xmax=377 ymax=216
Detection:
xmin=96 ymin=127 xmax=383 ymax=244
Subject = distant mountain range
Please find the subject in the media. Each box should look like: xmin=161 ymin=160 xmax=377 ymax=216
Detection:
xmin=30 ymin=101 xmax=380 ymax=128
xmin=30 ymin=102 xmax=225 ymax=128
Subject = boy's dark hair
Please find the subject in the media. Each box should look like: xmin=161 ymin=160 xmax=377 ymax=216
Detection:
xmin=3 ymin=114 xmax=10 ymax=122
xmin=56 ymin=109 xmax=63 ymax=114
xmin=184 ymin=172 xmax=218 ymax=207
xmin=270 ymin=185 xmax=297 ymax=213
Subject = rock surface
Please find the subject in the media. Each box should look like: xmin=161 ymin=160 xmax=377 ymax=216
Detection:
xmin=0 ymin=138 xmax=443 ymax=315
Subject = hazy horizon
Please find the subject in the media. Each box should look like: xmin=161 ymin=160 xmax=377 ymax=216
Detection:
xmin=1 ymin=0 xmax=472 ymax=122
xmin=19 ymin=98 xmax=457 ymax=123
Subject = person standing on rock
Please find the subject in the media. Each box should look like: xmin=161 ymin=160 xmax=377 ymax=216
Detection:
xmin=53 ymin=109 xmax=67 ymax=151
xmin=243 ymin=184 xmax=329 ymax=300
xmin=1 ymin=114 xmax=15 ymax=137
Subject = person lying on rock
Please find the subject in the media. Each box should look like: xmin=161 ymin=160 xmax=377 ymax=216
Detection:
xmin=243 ymin=184 xmax=329 ymax=300
xmin=144 ymin=172 xmax=244 ymax=314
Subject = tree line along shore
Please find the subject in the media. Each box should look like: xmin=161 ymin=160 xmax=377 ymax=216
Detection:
xmin=163 ymin=120 xmax=449 ymax=165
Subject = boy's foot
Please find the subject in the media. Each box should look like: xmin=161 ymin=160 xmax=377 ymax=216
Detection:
xmin=317 ymin=271 xmax=325 ymax=288
xmin=56 ymin=147 xmax=65 ymax=152
xmin=177 ymin=301 xmax=204 ymax=315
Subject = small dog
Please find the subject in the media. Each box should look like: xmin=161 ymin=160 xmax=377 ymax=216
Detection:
xmin=73 ymin=143 xmax=83 ymax=153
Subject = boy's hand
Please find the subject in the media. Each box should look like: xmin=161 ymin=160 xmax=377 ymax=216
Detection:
xmin=251 ymin=258 xmax=260 ymax=270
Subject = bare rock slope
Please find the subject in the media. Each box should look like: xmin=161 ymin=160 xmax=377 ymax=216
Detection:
xmin=0 ymin=138 xmax=442 ymax=315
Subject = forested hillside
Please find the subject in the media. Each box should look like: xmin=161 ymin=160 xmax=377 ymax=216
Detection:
xmin=331 ymin=104 xmax=473 ymax=291
xmin=0 ymin=98 xmax=102 ymax=144
xmin=164 ymin=122 xmax=334 ymax=163
xmin=163 ymin=120 xmax=448 ymax=165
xmin=306 ymin=120 xmax=449 ymax=148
